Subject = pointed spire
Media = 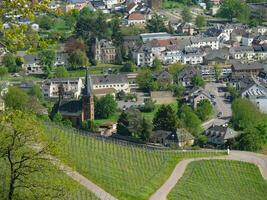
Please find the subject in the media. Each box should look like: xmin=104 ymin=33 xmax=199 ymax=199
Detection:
xmin=83 ymin=67 xmax=92 ymax=96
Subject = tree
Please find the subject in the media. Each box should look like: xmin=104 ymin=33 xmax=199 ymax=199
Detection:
xmin=169 ymin=63 xmax=185 ymax=80
xmin=68 ymin=50 xmax=89 ymax=69
xmin=146 ymin=14 xmax=167 ymax=33
xmin=196 ymin=99 xmax=213 ymax=121
xmin=227 ymin=85 xmax=239 ymax=100
xmin=95 ymin=94 xmax=117 ymax=119
xmin=120 ymin=61 xmax=137 ymax=72
xmin=152 ymin=58 xmax=162 ymax=71
xmin=65 ymin=38 xmax=87 ymax=54
xmin=136 ymin=69 xmax=157 ymax=92
xmin=140 ymin=118 xmax=153 ymax=142
xmin=219 ymin=0 xmax=250 ymax=23
xmin=4 ymin=87 xmax=29 ymax=110
xmin=179 ymin=105 xmax=203 ymax=136
xmin=140 ymin=98 xmax=156 ymax=112
xmin=0 ymin=0 xmax=50 ymax=51
xmin=117 ymin=111 xmax=131 ymax=136
xmin=214 ymin=64 xmax=222 ymax=81
xmin=0 ymin=67 xmax=8 ymax=79
xmin=172 ymin=83 xmax=185 ymax=97
xmin=54 ymin=66 xmax=69 ymax=78
xmin=191 ymin=75 xmax=205 ymax=87
xmin=28 ymin=84 xmax=43 ymax=101
xmin=153 ymin=105 xmax=177 ymax=132
xmin=181 ymin=7 xmax=192 ymax=22
xmin=115 ymin=47 xmax=123 ymax=65
xmin=38 ymin=49 xmax=56 ymax=69
xmin=82 ymin=120 xmax=99 ymax=132
xmin=2 ymin=53 xmax=19 ymax=73
xmin=36 ymin=15 xmax=54 ymax=30
xmin=195 ymin=15 xmax=206 ymax=30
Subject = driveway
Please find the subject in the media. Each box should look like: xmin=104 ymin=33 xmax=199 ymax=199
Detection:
xmin=149 ymin=150 xmax=267 ymax=200
xmin=203 ymin=82 xmax=232 ymax=129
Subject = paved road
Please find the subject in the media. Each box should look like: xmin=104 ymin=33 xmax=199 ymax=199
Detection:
xmin=203 ymin=82 xmax=232 ymax=129
xmin=149 ymin=151 xmax=267 ymax=200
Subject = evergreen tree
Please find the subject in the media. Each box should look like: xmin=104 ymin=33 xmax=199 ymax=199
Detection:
xmin=153 ymin=105 xmax=177 ymax=132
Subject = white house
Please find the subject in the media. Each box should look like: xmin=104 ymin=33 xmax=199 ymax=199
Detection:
xmin=229 ymin=46 xmax=255 ymax=60
xmin=42 ymin=78 xmax=83 ymax=99
xmin=127 ymin=12 xmax=146 ymax=26
xmin=190 ymin=37 xmax=219 ymax=50
xmin=22 ymin=54 xmax=42 ymax=74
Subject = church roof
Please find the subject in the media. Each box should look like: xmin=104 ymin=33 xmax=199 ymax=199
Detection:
xmin=83 ymin=69 xmax=93 ymax=96
xmin=58 ymin=100 xmax=82 ymax=116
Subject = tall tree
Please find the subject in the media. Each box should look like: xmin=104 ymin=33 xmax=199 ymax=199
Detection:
xmin=153 ymin=105 xmax=177 ymax=132
xmin=140 ymin=118 xmax=153 ymax=142
xmin=191 ymin=75 xmax=205 ymax=87
xmin=196 ymin=99 xmax=213 ymax=121
xmin=54 ymin=66 xmax=69 ymax=78
xmin=95 ymin=94 xmax=117 ymax=119
xmin=152 ymin=58 xmax=162 ymax=71
xmin=181 ymin=7 xmax=192 ymax=23
xmin=136 ymin=69 xmax=157 ymax=92
xmin=68 ymin=50 xmax=89 ymax=69
xmin=38 ymin=49 xmax=56 ymax=69
xmin=146 ymin=14 xmax=167 ymax=33
xmin=2 ymin=53 xmax=19 ymax=73
xmin=195 ymin=15 xmax=206 ymax=30
xmin=4 ymin=87 xmax=29 ymax=110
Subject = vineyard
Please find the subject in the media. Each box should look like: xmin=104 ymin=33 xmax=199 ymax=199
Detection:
xmin=168 ymin=160 xmax=267 ymax=200
xmin=45 ymin=124 xmax=225 ymax=200
xmin=0 ymin=160 xmax=99 ymax=200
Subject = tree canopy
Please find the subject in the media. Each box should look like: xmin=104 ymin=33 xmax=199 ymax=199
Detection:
xmin=196 ymin=99 xmax=213 ymax=121
xmin=181 ymin=7 xmax=192 ymax=23
xmin=146 ymin=14 xmax=167 ymax=33
xmin=153 ymin=105 xmax=177 ymax=132
xmin=95 ymin=94 xmax=117 ymax=119
xmin=68 ymin=50 xmax=89 ymax=69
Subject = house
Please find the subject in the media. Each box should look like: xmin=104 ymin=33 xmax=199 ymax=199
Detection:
xmin=176 ymin=128 xmax=194 ymax=148
xmin=241 ymin=32 xmax=256 ymax=46
xmin=134 ymin=43 xmax=154 ymax=66
xmin=241 ymin=83 xmax=267 ymax=113
xmin=0 ymin=97 xmax=5 ymax=112
xmin=42 ymin=78 xmax=83 ymax=99
xmin=140 ymin=32 xmax=172 ymax=42
xmin=190 ymin=37 xmax=219 ymax=50
xmin=123 ymin=35 xmax=140 ymax=55
xmin=153 ymin=70 xmax=173 ymax=86
xmin=204 ymin=125 xmax=239 ymax=146
xmin=231 ymin=60 xmax=264 ymax=76
xmin=127 ymin=12 xmax=146 ymax=25
xmin=126 ymin=2 xmax=138 ymax=14
xmin=189 ymin=89 xmax=211 ymax=108
xmin=65 ymin=0 xmax=88 ymax=12
xmin=253 ymin=45 xmax=267 ymax=61
xmin=203 ymin=49 xmax=229 ymax=65
xmin=150 ymin=91 xmax=174 ymax=104
xmin=182 ymin=48 xmax=204 ymax=65
xmin=91 ymin=74 xmax=130 ymax=94
xmin=161 ymin=45 xmax=183 ymax=64
xmin=229 ymin=46 xmax=255 ymax=60
xmin=177 ymin=22 xmax=196 ymax=36
xmin=92 ymin=39 xmax=116 ymax=64
xmin=22 ymin=54 xmax=42 ymax=74
xmin=177 ymin=66 xmax=200 ymax=86
xmin=103 ymin=0 xmax=117 ymax=9
xmin=55 ymin=52 xmax=69 ymax=66
xmin=53 ymin=71 xmax=94 ymax=127
xmin=206 ymin=26 xmax=230 ymax=42
xmin=231 ymin=28 xmax=246 ymax=43
xmin=88 ymin=0 xmax=107 ymax=11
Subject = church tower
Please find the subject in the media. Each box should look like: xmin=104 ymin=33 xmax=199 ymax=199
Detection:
xmin=82 ymin=69 xmax=94 ymax=121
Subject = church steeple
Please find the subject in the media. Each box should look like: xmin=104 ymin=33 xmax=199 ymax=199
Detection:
xmin=83 ymin=68 xmax=93 ymax=96
xmin=82 ymin=68 xmax=94 ymax=121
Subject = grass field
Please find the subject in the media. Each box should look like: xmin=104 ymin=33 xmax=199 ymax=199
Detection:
xmin=168 ymin=160 xmax=267 ymax=200
xmin=45 ymin=124 xmax=225 ymax=200
xmin=0 ymin=160 xmax=99 ymax=200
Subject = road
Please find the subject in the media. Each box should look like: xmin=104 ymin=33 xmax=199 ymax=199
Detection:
xmin=203 ymin=82 xmax=232 ymax=129
xmin=149 ymin=150 xmax=267 ymax=200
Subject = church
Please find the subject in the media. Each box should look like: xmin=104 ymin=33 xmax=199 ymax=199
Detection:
xmin=53 ymin=70 xmax=94 ymax=127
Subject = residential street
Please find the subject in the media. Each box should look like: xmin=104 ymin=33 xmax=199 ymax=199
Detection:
xmin=203 ymin=82 xmax=232 ymax=129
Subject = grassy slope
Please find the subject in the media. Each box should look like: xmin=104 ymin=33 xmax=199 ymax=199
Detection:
xmin=46 ymin=125 xmax=225 ymax=200
xmin=0 ymin=160 xmax=99 ymax=200
xmin=168 ymin=160 xmax=267 ymax=200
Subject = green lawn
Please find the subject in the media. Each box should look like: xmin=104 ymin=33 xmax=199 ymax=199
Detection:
xmin=162 ymin=0 xmax=184 ymax=9
xmin=168 ymin=160 xmax=267 ymax=200
xmin=45 ymin=124 xmax=225 ymax=200
xmin=0 ymin=159 xmax=99 ymax=200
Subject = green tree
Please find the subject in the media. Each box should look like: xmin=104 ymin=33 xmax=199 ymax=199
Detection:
xmin=169 ymin=63 xmax=185 ymax=80
xmin=0 ymin=66 xmax=8 ymax=79
xmin=140 ymin=98 xmax=156 ymax=112
xmin=181 ymin=7 xmax=192 ymax=22
xmin=2 ymin=53 xmax=19 ymax=73
xmin=214 ymin=64 xmax=222 ymax=81
xmin=152 ymin=57 xmax=162 ymax=71
xmin=140 ymin=117 xmax=153 ymax=142
xmin=36 ymin=15 xmax=54 ymax=30
xmin=219 ymin=0 xmax=250 ymax=23
xmin=4 ymin=87 xmax=29 ymax=110
xmin=38 ymin=49 xmax=56 ymax=69
xmin=117 ymin=111 xmax=131 ymax=136
xmin=15 ymin=56 xmax=24 ymax=67
xmin=172 ymin=83 xmax=185 ymax=98
xmin=120 ymin=61 xmax=137 ymax=72
xmin=136 ymin=69 xmax=157 ymax=92
xmin=196 ymin=99 xmax=213 ymax=121
xmin=153 ymin=105 xmax=177 ymax=132
xmin=0 ymin=110 xmax=68 ymax=200
xmin=146 ymin=14 xmax=167 ymax=33
xmin=82 ymin=120 xmax=99 ymax=132
xmin=227 ymin=85 xmax=239 ymax=100
xmin=95 ymin=94 xmax=117 ymax=119
xmin=28 ymin=84 xmax=43 ymax=101
xmin=191 ymin=75 xmax=205 ymax=87
xmin=179 ymin=105 xmax=203 ymax=136
xmin=68 ymin=50 xmax=89 ymax=69
xmin=195 ymin=15 xmax=206 ymax=30
xmin=52 ymin=112 xmax=63 ymax=123
xmin=54 ymin=66 xmax=69 ymax=78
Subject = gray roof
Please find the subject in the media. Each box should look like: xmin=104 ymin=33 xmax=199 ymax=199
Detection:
xmin=190 ymin=36 xmax=217 ymax=43
xmin=205 ymin=49 xmax=229 ymax=61
xmin=231 ymin=61 xmax=264 ymax=71
xmin=91 ymin=74 xmax=128 ymax=85
xmin=23 ymin=54 xmax=39 ymax=64
xmin=230 ymin=46 xmax=254 ymax=53
xmin=177 ymin=66 xmax=200 ymax=80
xmin=83 ymin=70 xmax=93 ymax=96
xmin=205 ymin=126 xmax=239 ymax=141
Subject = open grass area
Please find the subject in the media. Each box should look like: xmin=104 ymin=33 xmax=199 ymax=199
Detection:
xmin=0 ymin=159 xmax=99 ymax=200
xmin=45 ymin=124 xmax=225 ymax=200
xmin=162 ymin=0 xmax=184 ymax=9
xmin=168 ymin=160 xmax=267 ymax=200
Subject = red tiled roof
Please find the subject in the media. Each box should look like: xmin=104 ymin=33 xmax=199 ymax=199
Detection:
xmin=128 ymin=12 xmax=145 ymax=21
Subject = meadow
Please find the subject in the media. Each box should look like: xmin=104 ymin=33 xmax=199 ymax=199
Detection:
xmin=45 ymin=124 xmax=225 ymax=200
xmin=168 ymin=160 xmax=267 ymax=200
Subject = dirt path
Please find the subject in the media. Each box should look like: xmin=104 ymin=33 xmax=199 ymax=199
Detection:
xmin=149 ymin=150 xmax=267 ymax=200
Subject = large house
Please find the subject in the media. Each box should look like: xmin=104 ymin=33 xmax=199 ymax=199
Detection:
xmin=231 ymin=61 xmax=264 ymax=76
xmin=93 ymin=39 xmax=116 ymax=64
xmin=127 ymin=12 xmax=146 ymax=25
xmin=42 ymin=78 xmax=83 ymax=99
xmin=22 ymin=54 xmax=42 ymax=74
xmin=229 ymin=46 xmax=254 ymax=60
